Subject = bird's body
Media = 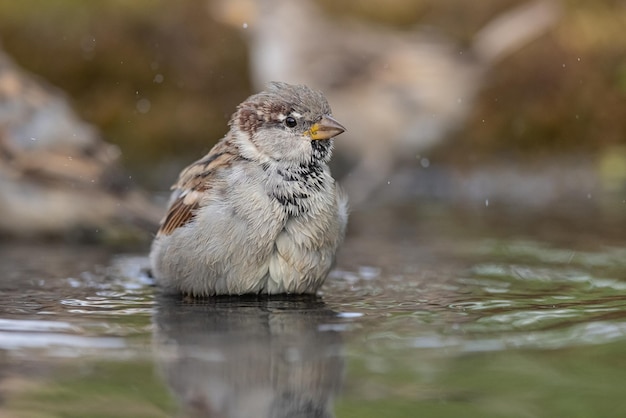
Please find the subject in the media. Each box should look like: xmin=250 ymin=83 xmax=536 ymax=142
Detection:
xmin=150 ymin=83 xmax=347 ymax=296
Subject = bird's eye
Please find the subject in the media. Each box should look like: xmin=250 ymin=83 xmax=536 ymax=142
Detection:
xmin=284 ymin=116 xmax=297 ymax=128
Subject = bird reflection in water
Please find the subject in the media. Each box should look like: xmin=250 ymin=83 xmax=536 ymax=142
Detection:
xmin=153 ymin=295 xmax=345 ymax=418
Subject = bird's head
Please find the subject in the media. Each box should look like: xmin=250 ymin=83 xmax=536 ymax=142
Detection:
xmin=230 ymin=82 xmax=345 ymax=165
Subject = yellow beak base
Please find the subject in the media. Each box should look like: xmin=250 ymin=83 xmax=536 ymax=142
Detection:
xmin=307 ymin=115 xmax=346 ymax=140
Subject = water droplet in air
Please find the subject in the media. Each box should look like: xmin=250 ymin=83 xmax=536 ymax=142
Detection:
xmin=136 ymin=98 xmax=151 ymax=114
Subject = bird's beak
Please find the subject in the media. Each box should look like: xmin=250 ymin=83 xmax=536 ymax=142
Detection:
xmin=307 ymin=115 xmax=346 ymax=140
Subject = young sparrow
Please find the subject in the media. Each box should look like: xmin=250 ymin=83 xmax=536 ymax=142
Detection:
xmin=150 ymin=82 xmax=348 ymax=296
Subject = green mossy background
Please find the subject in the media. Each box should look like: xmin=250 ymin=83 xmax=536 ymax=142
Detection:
xmin=0 ymin=0 xmax=624 ymax=186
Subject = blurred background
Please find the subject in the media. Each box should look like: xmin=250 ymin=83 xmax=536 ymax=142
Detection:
xmin=2 ymin=2 xmax=626 ymax=416
xmin=0 ymin=0 xmax=625 ymax=240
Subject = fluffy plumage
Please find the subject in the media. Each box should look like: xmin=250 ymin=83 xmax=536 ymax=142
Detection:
xmin=150 ymin=82 xmax=348 ymax=296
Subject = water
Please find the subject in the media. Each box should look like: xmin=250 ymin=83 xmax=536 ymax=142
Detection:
xmin=1 ymin=202 xmax=626 ymax=417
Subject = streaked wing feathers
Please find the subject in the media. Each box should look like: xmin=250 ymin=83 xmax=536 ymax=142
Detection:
xmin=156 ymin=140 xmax=238 ymax=236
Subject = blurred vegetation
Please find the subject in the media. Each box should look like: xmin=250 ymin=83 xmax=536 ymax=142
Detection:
xmin=0 ymin=0 xmax=625 ymax=186
xmin=460 ymin=0 xmax=626 ymax=160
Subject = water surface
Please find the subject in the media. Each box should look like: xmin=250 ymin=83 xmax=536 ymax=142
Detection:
xmin=1 ymin=201 xmax=625 ymax=417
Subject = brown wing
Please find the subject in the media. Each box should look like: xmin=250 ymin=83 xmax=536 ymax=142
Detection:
xmin=156 ymin=139 xmax=240 ymax=236
xmin=157 ymin=191 xmax=201 ymax=236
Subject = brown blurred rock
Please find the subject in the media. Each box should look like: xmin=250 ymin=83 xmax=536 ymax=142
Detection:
xmin=0 ymin=47 xmax=162 ymax=241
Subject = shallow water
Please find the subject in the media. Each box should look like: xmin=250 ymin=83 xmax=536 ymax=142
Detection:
xmin=1 ymin=201 xmax=626 ymax=417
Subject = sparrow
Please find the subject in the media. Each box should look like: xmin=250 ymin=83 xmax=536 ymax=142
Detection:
xmin=149 ymin=82 xmax=348 ymax=297
xmin=0 ymin=46 xmax=162 ymax=239
xmin=213 ymin=0 xmax=560 ymax=206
